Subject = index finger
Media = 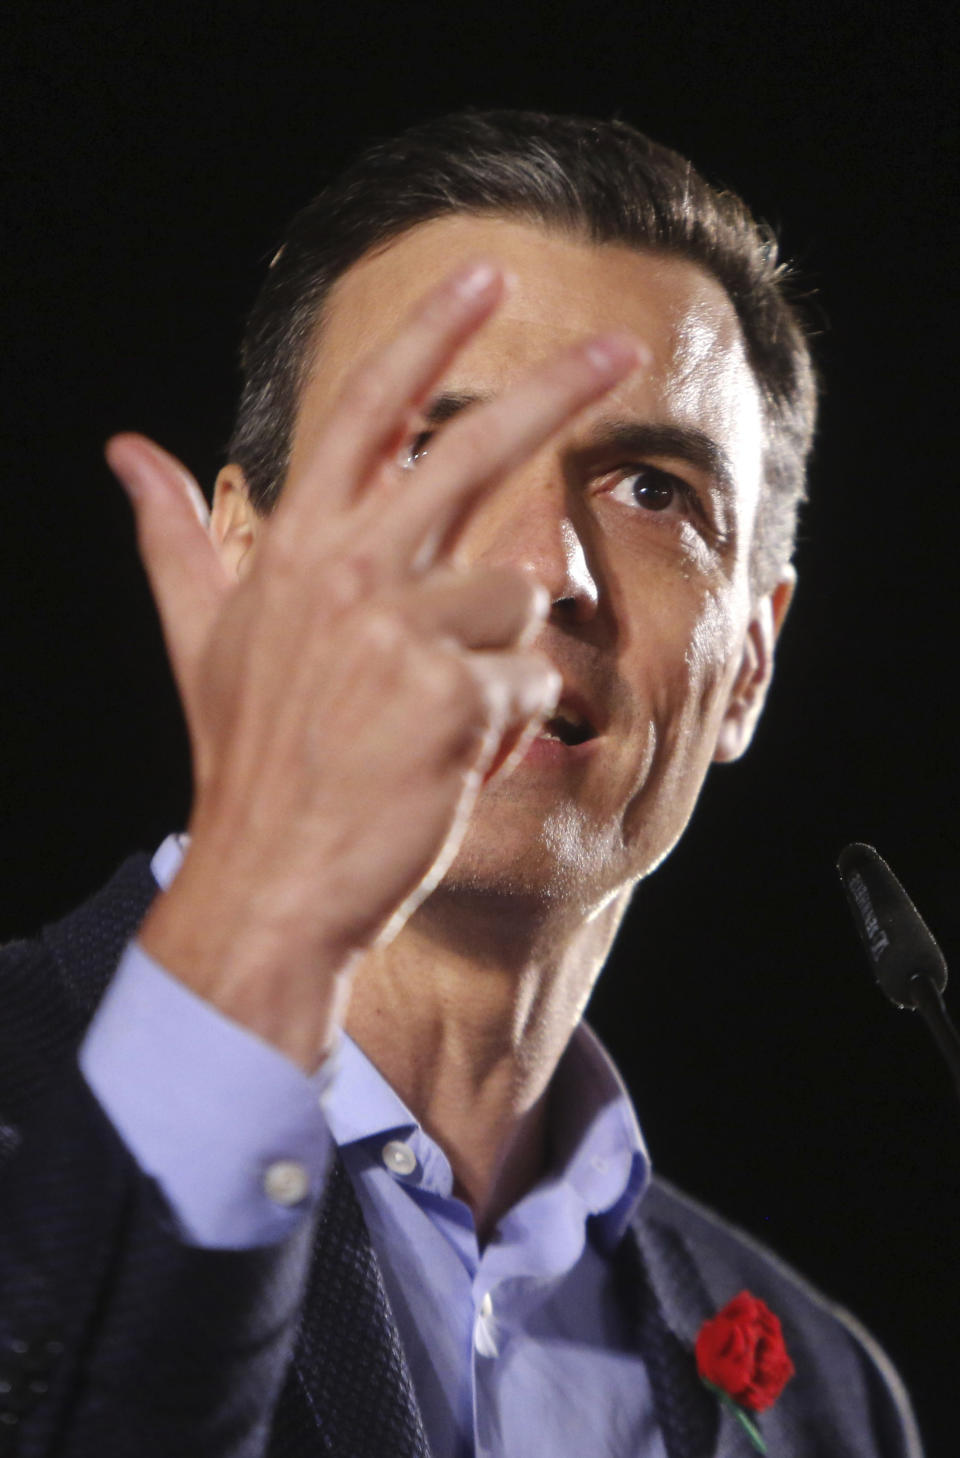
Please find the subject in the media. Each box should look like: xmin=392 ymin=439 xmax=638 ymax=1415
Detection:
xmin=273 ymin=259 xmax=508 ymax=536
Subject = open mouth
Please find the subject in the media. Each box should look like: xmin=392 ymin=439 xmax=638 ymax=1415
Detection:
xmin=540 ymin=704 xmax=596 ymax=747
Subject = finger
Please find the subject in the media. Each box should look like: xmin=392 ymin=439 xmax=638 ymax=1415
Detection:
xmin=370 ymin=332 xmax=646 ymax=571
xmin=403 ymin=566 xmax=549 ymax=650
xmin=274 ymin=258 xmax=507 ymax=534
xmin=481 ymin=709 xmax=546 ymax=786
xmin=105 ymin=433 xmax=230 ymax=694
xmin=464 ymin=648 xmax=562 ymax=740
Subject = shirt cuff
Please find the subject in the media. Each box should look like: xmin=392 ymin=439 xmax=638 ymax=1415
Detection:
xmin=79 ymin=939 xmax=335 ymax=1249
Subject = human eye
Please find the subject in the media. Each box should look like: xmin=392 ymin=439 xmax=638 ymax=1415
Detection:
xmin=606 ymin=463 xmax=695 ymax=516
xmin=399 ymin=429 xmax=434 ymax=471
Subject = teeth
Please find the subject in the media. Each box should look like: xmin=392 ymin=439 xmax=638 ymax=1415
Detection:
xmin=540 ymin=701 xmax=594 ymax=747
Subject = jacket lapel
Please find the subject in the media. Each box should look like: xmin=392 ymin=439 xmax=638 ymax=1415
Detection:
xmin=276 ymin=1157 xmax=431 ymax=1458
xmin=621 ymin=1214 xmax=756 ymax=1458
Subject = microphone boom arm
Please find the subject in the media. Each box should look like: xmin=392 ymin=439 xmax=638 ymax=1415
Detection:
xmin=908 ymin=973 xmax=960 ymax=1103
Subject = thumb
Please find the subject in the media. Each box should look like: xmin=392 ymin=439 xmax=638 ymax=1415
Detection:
xmin=106 ymin=433 xmax=230 ymax=701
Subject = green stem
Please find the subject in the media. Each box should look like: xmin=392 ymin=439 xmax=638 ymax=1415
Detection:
xmin=700 ymin=1380 xmax=768 ymax=1455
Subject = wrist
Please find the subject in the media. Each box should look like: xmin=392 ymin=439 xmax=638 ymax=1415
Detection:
xmin=140 ymin=850 xmax=353 ymax=1072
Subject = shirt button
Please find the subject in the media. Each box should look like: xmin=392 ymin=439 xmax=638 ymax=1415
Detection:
xmin=474 ymin=1291 xmax=499 ymax=1357
xmin=263 ymin=1159 xmax=310 ymax=1207
xmin=381 ymin=1140 xmax=417 ymax=1176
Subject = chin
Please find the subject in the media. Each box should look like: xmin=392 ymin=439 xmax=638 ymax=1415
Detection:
xmin=435 ymin=770 xmax=700 ymax=913
xmin=434 ymin=798 xmax=622 ymax=910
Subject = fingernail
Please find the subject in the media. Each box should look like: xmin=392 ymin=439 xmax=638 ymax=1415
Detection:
xmin=535 ymin=665 xmax=562 ymax=716
xmin=518 ymin=580 xmax=550 ymax=646
xmin=453 ymin=259 xmax=500 ymax=300
xmin=530 ymin=580 xmax=550 ymax=620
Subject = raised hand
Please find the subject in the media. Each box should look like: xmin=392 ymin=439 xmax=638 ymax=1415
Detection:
xmin=106 ymin=259 xmax=640 ymax=1069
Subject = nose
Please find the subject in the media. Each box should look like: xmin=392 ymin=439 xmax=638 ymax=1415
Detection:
xmin=457 ymin=466 xmax=599 ymax=625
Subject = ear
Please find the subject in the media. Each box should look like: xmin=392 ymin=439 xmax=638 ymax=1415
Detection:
xmin=210 ymin=464 xmax=262 ymax=579
xmin=713 ymin=568 xmax=796 ymax=763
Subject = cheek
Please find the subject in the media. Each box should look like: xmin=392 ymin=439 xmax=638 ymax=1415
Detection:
xmin=625 ymin=578 xmax=742 ymax=731
xmin=685 ymin=587 xmax=743 ymax=690
xmin=617 ymin=590 xmax=743 ymax=863
xmin=622 ymin=586 xmax=745 ymax=801
xmin=672 ymin=588 xmax=750 ymax=767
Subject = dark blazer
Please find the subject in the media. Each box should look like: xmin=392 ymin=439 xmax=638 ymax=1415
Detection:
xmin=0 ymin=857 xmax=923 ymax=1457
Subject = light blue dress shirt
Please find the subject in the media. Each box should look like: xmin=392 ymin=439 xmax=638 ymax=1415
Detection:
xmin=80 ymin=837 xmax=667 ymax=1458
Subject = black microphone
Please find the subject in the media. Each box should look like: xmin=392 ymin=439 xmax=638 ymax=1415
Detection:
xmin=837 ymin=843 xmax=960 ymax=1103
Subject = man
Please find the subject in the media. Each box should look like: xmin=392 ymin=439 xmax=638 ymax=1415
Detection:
xmin=0 ymin=111 xmax=922 ymax=1455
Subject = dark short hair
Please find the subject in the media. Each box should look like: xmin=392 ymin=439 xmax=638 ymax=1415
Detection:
xmin=228 ymin=109 xmax=816 ymax=592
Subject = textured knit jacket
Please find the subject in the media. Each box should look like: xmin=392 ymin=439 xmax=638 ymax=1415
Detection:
xmin=0 ymin=856 xmax=924 ymax=1458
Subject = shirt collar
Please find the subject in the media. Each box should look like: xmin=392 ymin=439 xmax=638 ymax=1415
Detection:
xmin=151 ymin=833 xmax=189 ymax=891
xmin=550 ymin=1021 xmax=651 ymax=1247
xmin=324 ymin=1031 xmax=419 ymax=1148
xmin=326 ymin=1023 xmax=650 ymax=1249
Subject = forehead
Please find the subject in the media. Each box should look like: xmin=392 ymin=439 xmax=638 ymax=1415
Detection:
xmin=319 ymin=213 xmax=745 ymax=370
xmin=297 ymin=214 xmax=764 ymax=524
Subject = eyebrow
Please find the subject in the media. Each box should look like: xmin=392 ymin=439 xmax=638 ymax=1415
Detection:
xmin=585 ymin=420 xmax=736 ymax=498
xmin=422 ymin=391 xmax=486 ymax=426
xmin=422 ymin=391 xmax=736 ymax=496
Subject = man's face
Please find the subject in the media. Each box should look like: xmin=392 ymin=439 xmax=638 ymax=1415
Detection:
xmin=245 ymin=216 xmax=788 ymax=912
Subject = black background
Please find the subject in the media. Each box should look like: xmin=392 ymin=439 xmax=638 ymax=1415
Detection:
xmin=1 ymin=2 xmax=957 ymax=1451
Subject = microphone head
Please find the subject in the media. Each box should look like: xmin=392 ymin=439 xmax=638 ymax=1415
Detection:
xmin=837 ymin=843 xmax=948 ymax=1009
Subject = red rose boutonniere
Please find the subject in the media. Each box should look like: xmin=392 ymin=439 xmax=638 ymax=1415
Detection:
xmin=695 ymin=1291 xmax=795 ymax=1454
